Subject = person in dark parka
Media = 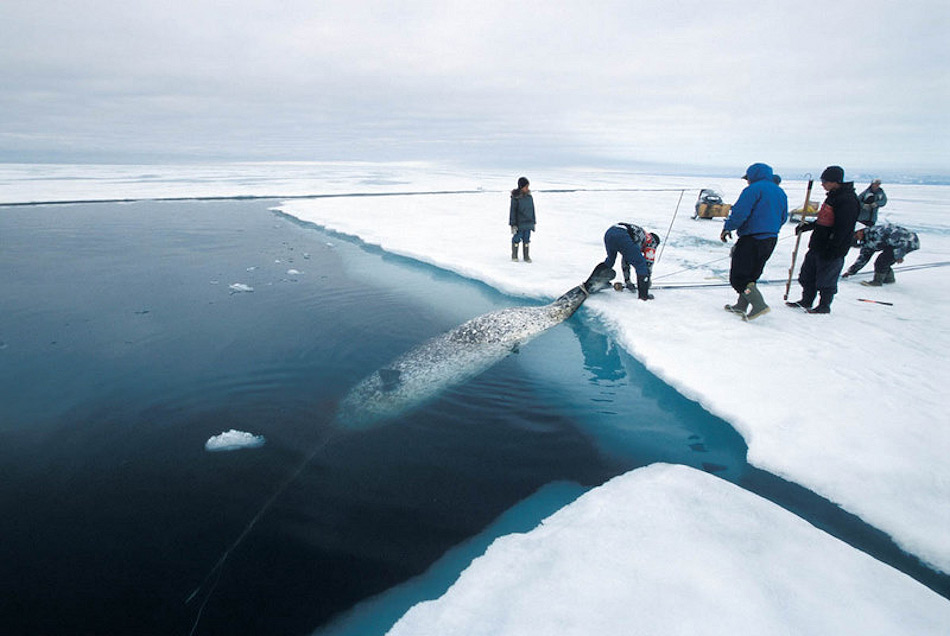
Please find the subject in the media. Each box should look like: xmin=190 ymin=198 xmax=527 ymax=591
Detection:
xmin=787 ymin=165 xmax=860 ymax=314
xmin=509 ymin=176 xmax=536 ymax=262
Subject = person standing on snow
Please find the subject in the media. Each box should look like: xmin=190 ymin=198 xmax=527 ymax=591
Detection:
xmin=602 ymin=223 xmax=659 ymax=301
xmin=720 ymin=162 xmax=788 ymax=320
xmin=842 ymin=223 xmax=920 ymax=286
xmin=509 ymin=176 xmax=536 ymax=262
xmin=787 ymin=165 xmax=860 ymax=314
xmin=856 ymin=179 xmax=887 ymax=227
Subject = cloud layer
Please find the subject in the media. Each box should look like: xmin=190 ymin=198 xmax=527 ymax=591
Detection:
xmin=2 ymin=0 xmax=947 ymax=173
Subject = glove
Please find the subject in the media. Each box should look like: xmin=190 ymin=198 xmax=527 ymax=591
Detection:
xmin=511 ymin=225 xmax=518 ymax=235
xmin=636 ymin=273 xmax=653 ymax=300
xmin=720 ymin=230 xmax=732 ymax=243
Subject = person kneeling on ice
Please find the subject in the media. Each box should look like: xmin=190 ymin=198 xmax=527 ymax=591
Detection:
xmin=842 ymin=223 xmax=920 ymax=286
xmin=787 ymin=166 xmax=859 ymax=314
xmin=720 ymin=162 xmax=788 ymax=320
xmin=602 ymin=223 xmax=659 ymax=300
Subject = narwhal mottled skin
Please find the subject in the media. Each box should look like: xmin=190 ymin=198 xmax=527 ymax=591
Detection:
xmin=335 ymin=263 xmax=616 ymax=429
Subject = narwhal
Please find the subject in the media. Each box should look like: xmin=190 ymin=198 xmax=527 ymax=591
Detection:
xmin=186 ymin=263 xmax=616 ymax=626
xmin=335 ymin=263 xmax=616 ymax=429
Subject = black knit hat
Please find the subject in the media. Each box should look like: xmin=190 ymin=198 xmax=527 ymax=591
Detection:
xmin=820 ymin=166 xmax=844 ymax=183
xmin=517 ymin=176 xmax=529 ymax=189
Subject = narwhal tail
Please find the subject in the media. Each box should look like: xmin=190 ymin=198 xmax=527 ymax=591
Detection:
xmin=583 ymin=262 xmax=616 ymax=294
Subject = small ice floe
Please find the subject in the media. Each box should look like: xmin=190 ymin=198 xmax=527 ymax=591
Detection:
xmin=205 ymin=429 xmax=266 ymax=452
xmin=246 ymin=266 xmax=257 ymax=272
xmin=303 ymin=253 xmax=311 ymax=260
xmin=287 ymin=269 xmax=302 ymax=276
xmin=229 ymin=283 xmax=254 ymax=294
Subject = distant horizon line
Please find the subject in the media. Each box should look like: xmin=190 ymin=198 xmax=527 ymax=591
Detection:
xmin=1 ymin=158 xmax=947 ymax=186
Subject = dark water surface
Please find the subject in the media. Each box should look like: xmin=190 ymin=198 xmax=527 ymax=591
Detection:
xmin=0 ymin=200 xmax=943 ymax=636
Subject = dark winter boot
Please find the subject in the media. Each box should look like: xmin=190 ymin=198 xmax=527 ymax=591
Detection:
xmin=511 ymin=243 xmax=519 ymax=262
xmin=786 ymin=287 xmax=816 ymax=310
xmin=724 ymin=294 xmax=749 ymax=316
xmin=522 ymin=243 xmax=532 ymax=263
xmin=807 ymin=292 xmax=833 ymax=314
xmin=861 ymin=271 xmax=886 ymax=287
xmin=743 ymin=282 xmax=770 ymax=320
xmin=883 ymin=267 xmax=896 ymax=284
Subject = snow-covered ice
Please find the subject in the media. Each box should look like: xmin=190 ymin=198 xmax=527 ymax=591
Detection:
xmin=3 ymin=162 xmax=947 ymax=633
xmin=275 ymin=172 xmax=950 ymax=574
xmin=204 ymin=429 xmax=266 ymax=452
xmin=388 ymin=464 xmax=950 ymax=636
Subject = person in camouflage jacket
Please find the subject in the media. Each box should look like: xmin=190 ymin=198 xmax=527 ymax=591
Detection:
xmin=857 ymin=179 xmax=887 ymax=227
xmin=842 ymin=223 xmax=920 ymax=286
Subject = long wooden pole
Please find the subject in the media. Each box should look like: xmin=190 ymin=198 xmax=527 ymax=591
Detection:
xmin=784 ymin=179 xmax=814 ymax=300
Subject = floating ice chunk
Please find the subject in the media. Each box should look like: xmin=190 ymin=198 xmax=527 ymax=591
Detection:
xmin=246 ymin=266 xmax=257 ymax=272
xmin=228 ymin=283 xmax=254 ymax=293
xmin=287 ymin=269 xmax=302 ymax=275
xmin=205 ymin=429 xmax=266 ymax=452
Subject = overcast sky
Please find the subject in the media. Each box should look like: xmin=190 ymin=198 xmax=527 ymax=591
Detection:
xmin=2 ymin=0 xmax=947 ymax=175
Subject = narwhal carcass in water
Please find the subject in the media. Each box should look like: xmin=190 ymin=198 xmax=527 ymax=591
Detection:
xmin=335 ymin=263 xmax=616 ymax=430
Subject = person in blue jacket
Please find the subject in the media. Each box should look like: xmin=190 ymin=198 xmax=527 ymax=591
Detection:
xmin=720 ymin=163 xmax=788 ymax=320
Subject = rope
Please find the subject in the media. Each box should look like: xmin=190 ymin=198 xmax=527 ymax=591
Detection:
xmin=653 ymin=232 xmax=800 ymax=281
xmin=652 ymin=260 xmax=950 ymax=290
xmin=655 ymin=189 xmax=685 ymax=266
xmin=186 ymin=431 xmax=338 ymax=635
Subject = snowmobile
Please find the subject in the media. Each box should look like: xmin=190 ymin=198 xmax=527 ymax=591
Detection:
xmin=693 ymin=188 xmax=731 ymax=219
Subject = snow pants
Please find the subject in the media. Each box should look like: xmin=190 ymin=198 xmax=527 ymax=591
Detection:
xmin=729 ymin=235 xmax=777 ymax=294
xmin=872 ymin=247 xmax=897 ymax=273
xmin=798 ymin=249 xmax=845 ymax=301
xmin=603 ymin=226 xmax=648 ymax=278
